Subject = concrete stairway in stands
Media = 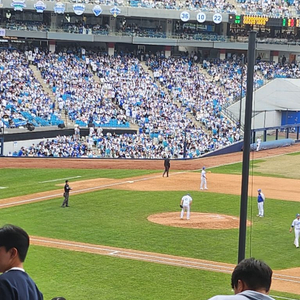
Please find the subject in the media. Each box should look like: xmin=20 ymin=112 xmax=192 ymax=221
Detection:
xmin=140 ymin=61 xmax=203 ymax=129
xmin=92 ymin=70 xmax=139 ymax=132
xmin=29 ymin=64 xmax=71 ymax=128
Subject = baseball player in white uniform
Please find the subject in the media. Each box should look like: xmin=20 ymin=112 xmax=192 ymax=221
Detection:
xmin=256 ymin=138 xmax=262 ymax=151
xmin=200 ymin=166 xmax=208 ymax=190
xmin=290 ymin=213 xmax=300 ymax=248
xmin=180 ymin=193 xmax=193 ymax=220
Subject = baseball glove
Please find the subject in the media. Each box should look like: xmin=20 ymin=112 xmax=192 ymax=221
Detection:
xmin=180 ymin=205 xmax=183 ymax=208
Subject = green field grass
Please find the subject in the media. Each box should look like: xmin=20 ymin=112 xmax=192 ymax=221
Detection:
xmin=1 ymin=154 xmax=300 ymax=300
xmin=210 ymin=152 xmax=300 ymax=179
xmin=0 ymin=169 xmax=159 ymax=199
xmin=27 ymin=246 xmax=234 ymax=300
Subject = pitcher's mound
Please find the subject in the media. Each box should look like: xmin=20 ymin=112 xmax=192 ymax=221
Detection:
xmin=148 ymin=212 xmax=252 ymax=229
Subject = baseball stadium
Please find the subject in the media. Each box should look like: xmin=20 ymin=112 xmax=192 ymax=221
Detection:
xmin=1 ymin=0 xmax=300 ymax=299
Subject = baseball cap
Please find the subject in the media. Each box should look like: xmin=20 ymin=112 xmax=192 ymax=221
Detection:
xmin=203 ymin=166 xmax=206 ymax=169
xmin=258 ymin=189 xmax=261 ymax=192
xmin=296 ymin=213 xmax=300 ymax=217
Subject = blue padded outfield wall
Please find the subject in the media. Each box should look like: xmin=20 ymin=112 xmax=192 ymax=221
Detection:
xmin=203 ymin=138 xmax=295 ymax=158
xmin=250 ymin=138 xmax=295 ymax=151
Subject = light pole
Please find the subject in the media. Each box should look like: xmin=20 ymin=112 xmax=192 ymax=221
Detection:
xmin=183 ymin=127 xmax=187 ymax=159
xmin=238 ymin=31 xmax=256 ymax=263
xmin=239 ymin=54 xmax=245 ymax=128
xmin=0 ymin=118 xmax=4 ymax=156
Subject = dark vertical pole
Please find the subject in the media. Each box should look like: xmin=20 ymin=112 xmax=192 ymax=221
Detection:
xmin=239 ymin=55 xmax=244 ymax=128
xmin=183 ymin=128 xmax=187 ymax=160
xmin=238 ymin=31 xmax=256 ymax=263
xmin=0 ymin=129 xmax=3 ymax=156
xmin=252 ymin=131 xmax=256 ymax=144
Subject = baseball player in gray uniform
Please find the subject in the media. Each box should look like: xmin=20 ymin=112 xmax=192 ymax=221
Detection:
xmin=200 ymin=166 xmax=208 ymax=190
xmin=180 ymin=193 xmax=193 ymax=220
xmin=257 ymin=189 xmax=265 ymax=217
xmin=290 ymin=213 xmax=300 ymax=248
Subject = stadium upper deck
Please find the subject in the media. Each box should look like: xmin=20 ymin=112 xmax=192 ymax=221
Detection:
xmin=0 ymin=0 xmax=300 ymax=62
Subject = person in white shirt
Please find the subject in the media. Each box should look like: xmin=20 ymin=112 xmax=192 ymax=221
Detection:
xmin=200 ymin=166 xmax=208 ymax=190
xmin=180 ymin=193 xmax=192 ymax=220
xmin=208 ymin=258 xmax=275 ymax=300
xmin=289 ymin=213 xmax=300 ymax=248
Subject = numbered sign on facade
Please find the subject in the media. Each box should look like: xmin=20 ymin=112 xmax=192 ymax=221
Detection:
xmin=197 ymin=12 xmax=206 ymax=23
xmin=213 ymin=13 xmax=222 ymax=24
xmin=180 ymin=11 xmax=190 ymax=22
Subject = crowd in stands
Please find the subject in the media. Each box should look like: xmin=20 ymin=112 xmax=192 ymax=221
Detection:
xmin=236 ymin=0 xmax=300 ymax=18
xmin=35 ymin=51 xmax=129 ymax=127
xmin=59 ymin=22 xmax=109 ymax=35
xmin=203 ymin=58 xmax=265 ymax=103
xmin=3 ymin=48 xmax=300 ymax=159
xmin=67 ymin=0 xmax=236 ymax=12
xmin=0 ymin=50 xmax=57 ymax=129
xmin=6 ymin=21 xmax=49 ymax=32
xmin=256 ymin=61 xmax=300 ymax=78
xmin=56 ymin=0 xmax=300 ymax=16
xmin=229 ymin=28 xmax=300 ymax=45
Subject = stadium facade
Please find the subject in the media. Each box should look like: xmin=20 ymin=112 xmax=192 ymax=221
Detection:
xmin=1 ymin=0 xmax=300 ymax=62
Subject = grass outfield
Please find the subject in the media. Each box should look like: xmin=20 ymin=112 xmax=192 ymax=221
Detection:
xmin=1 ymin=154 xmax=300 ymax=300
xmin=0 ymin=169 xmax=159 ymax=199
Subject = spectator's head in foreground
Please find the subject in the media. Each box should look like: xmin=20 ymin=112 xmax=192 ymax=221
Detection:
xmin=0 ymin=224 xmax=30 ymax=273
xmin=231 ymin=257 xmax=273 ymax=294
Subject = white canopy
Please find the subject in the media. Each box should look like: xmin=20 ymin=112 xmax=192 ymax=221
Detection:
xmin=228 ymin=78 xmax=300 ymax=129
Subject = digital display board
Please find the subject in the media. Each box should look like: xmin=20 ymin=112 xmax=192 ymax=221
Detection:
xmin=229 ymin=15 xmax=300 ymax=27
xmin=243 ymin=15 xmax=269 ymax=26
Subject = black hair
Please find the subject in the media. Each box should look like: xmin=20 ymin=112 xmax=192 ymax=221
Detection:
xmin=231 ymin=258 xmax=272 ymax=292
xmin=0 ymin=224 xmax=29 ymax=262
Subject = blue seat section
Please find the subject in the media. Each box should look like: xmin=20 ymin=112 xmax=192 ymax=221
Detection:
xmin=50 ymin=114 xmax=64 ymax=126
xmin=130 ymin=0 xmax=140 ymax=7
xmin=75 ymin=120 xmax=88 ymax=127
xmin=74 ymin=117 xmax=129 ymax=128
xmin=35 ymin=117 xmax=50 ymax=126
xmin=12 ymin=118 xmax=27 ymax=127
xmin=93 ymin=119 xmax=130 ymax=128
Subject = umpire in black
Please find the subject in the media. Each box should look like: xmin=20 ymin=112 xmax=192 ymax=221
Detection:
xmin=162 ymin=155 xmax=170 ymax=177
xmin=61 ymin=180 xmax=72 ymax=207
